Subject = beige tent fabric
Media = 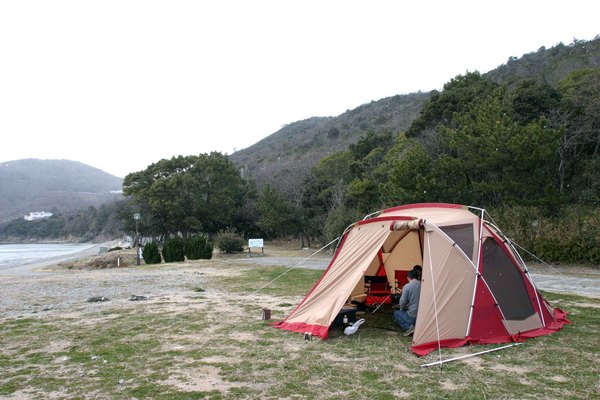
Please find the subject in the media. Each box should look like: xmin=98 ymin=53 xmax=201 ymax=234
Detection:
xmin=504 ymin=313 xmax=542 ymax=334
xmin=283 ymin=222 xmax=391 ymax=327
xmin=383 ymin=230 xmax=423 ymax=287
xmin=347 ymin=229 xmax=424 ymax=298
xmin=414 ymin=222 xmax=476 ymax=346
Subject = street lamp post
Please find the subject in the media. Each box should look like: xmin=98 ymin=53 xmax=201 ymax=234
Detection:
xmin=134 ymin=213 xmax=141 ymax=265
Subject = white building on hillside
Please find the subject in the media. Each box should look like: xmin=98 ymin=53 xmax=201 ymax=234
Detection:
xmin=24 ymin=211 xmax=53 ymax=221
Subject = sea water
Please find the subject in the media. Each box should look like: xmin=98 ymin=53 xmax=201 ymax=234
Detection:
xmin=0 ymin=243 xmax=95 ymax=270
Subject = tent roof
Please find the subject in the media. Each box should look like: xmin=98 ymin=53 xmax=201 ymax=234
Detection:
xmin=377 ymin=203 xmax=480 ymax=226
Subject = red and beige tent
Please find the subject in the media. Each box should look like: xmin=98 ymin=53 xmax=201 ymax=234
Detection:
xmin=273 ymin=203 xmax=569 ymax=356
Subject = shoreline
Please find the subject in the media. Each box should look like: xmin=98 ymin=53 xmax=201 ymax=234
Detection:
xmin=0 ymin=237 xmax=117 ymax=245
xmin=0 ymin=240 xmax=121 ymax=276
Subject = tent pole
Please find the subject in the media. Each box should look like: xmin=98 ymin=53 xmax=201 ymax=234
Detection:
xmin=424 ymin=225 xmax=444 ymax=369
xmin=420 ymin=343 xmax=523 ymax=368
xmin=465 ymin=208 xmax=486 ymax=337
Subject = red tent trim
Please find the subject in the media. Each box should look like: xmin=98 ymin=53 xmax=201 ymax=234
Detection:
xmin=270 ymin=321 xmax=329 ymax=339
xmin=412 ymin=307 xmax=569 ymax=356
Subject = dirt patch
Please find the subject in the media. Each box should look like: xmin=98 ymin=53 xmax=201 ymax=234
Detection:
xmin=490 ymin=364 xmax=532 ymax=374
xmin=392 ymin=389 xmax=411 ymax=398
xmin=161 ymin=365 xmax=233 ymax=393
xmin=440 ymin=379 xmax=464 ymax=391
xmin=567 ymin=301 xmax=600 ymax=309
xmin=201 ymin=355 xmax=243 ymax=364
xmin=458 ymin=354 xmax=485 ymax=370
xmin=548 ymin=375 xmax=570 ymax=383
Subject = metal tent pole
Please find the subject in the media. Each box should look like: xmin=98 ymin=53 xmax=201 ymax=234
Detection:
xmin=421 ymin=342 xmax=523 ymax=368
xmin=424 ymin=224 xmax=444 ymax=369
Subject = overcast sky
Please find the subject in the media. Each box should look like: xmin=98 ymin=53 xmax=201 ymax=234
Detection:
xmin=1 ymin=1 xmax=598 ymax=178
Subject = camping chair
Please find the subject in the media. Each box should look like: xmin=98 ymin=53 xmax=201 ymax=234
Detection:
xmin=394 ymin=270 xmax=408 ymax=294
xmin=391 ymin=270 xmax=409 ymax=307
xmin=364 ymin=275 xmax=392 ymax=312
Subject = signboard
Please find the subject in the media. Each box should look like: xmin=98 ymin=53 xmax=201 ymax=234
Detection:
xmin=248 ymin=238 xmax=264 ymax=248
xmin=134 ymin=213 xmax=141 ymax=220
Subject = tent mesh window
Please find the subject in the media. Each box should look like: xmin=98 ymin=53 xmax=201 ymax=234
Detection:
xmin=440 ymin=223 xmax=474 ymax=261
xmin=481 ymin=238 xmax=535 ymax=320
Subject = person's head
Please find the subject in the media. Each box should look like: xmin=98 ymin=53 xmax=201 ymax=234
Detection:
xmin=407 ymin=269 xmax=419 ymax=281
xmin=412 ymin=265 xmax=422 ymax=280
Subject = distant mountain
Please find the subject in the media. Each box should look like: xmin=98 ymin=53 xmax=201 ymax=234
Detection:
xmin=230 ymin=36 xmax=600 ymax=191
xmin=0 ymin=159 xmax=123 ymax=223
xmin=230 ymin=92 xmax=430 ymax=190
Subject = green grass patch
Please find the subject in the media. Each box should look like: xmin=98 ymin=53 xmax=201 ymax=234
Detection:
xmin=217 ymin=265 xmax=324 ymax=296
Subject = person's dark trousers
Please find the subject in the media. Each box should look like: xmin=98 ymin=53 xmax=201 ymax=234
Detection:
xmin=393 ymin=310 xmax=416 ymax=331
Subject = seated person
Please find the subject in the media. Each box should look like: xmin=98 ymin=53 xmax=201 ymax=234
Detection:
xmin=393 ymin=269 xmax=421 ymax=336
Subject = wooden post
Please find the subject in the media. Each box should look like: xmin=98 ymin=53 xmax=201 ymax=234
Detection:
xmin=262 ymin=308 xmax=271 ymax=320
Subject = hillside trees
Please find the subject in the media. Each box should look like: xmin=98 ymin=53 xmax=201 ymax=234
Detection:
xmin=394 ymin=75 xmax=568 ymax=209
xmin=301 ymin=151 xmax=352 ymax=233
xmin=293 ymin=70 xmax=592 ymax=244
xmin=557 ymin=68 xmax=600 ymax=204
xmin=0 ymin=200 xmax=128 ymax=241
xmin=122 ymin=153 xmax=249 ymax=239
xmin=296 ymin=130 xmax=395 ymax=241
xmin=433 ymin=87 xmax=561 ymax=207
xmin=345 ymin=130 xmax=395 ymax=213
xmin=379 ymin=134 xmax=432 ymax=205
xmin=256 ymin=184 xmax=297 ymax=238
xmin=407 ymin=72 xmax=499 ymax=136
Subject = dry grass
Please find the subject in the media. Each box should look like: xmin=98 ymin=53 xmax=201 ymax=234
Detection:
xmin=0 ymin=244 xmax=599 ymax=399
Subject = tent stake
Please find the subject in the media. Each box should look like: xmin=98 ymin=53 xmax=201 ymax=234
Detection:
xmin=420 ymin=343 xmax=523 ymax=368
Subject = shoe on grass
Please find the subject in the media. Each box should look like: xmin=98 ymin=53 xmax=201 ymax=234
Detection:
xmin=404 ymin=325 xmax=415 ymax=336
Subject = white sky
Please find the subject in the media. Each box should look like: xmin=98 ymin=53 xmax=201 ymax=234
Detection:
xmin=1 ymin=1 xmax=598 ymax=178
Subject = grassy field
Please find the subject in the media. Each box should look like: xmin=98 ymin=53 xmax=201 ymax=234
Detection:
xmin=1 ymin=259 xmax=599 ymax=399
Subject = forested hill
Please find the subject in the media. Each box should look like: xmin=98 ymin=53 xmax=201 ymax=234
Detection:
xmin=230 ymin=36 xmax=600 ymax=191
xmin=229 ymin=92 xmax=429 ymax=190
xmin=0 ymin=159 xmax=123 ymax=222
xmin=484 ymin=35 xmax=600 ymax=85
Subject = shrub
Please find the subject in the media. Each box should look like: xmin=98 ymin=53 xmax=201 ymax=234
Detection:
xmin=162 ymin=236 xmax=186 ymax=263
xmin=489 ymin=205 xmax=600 ymax=264
xmin=142 ymin=242 xmax=161 ymax=264
xmin=185 ymin=234 xmax=213 ymax=260
xmin=216 ymin=228 xmax=245 ymax=253
xmin=323 ymin=205 xmax=362 ymax=244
